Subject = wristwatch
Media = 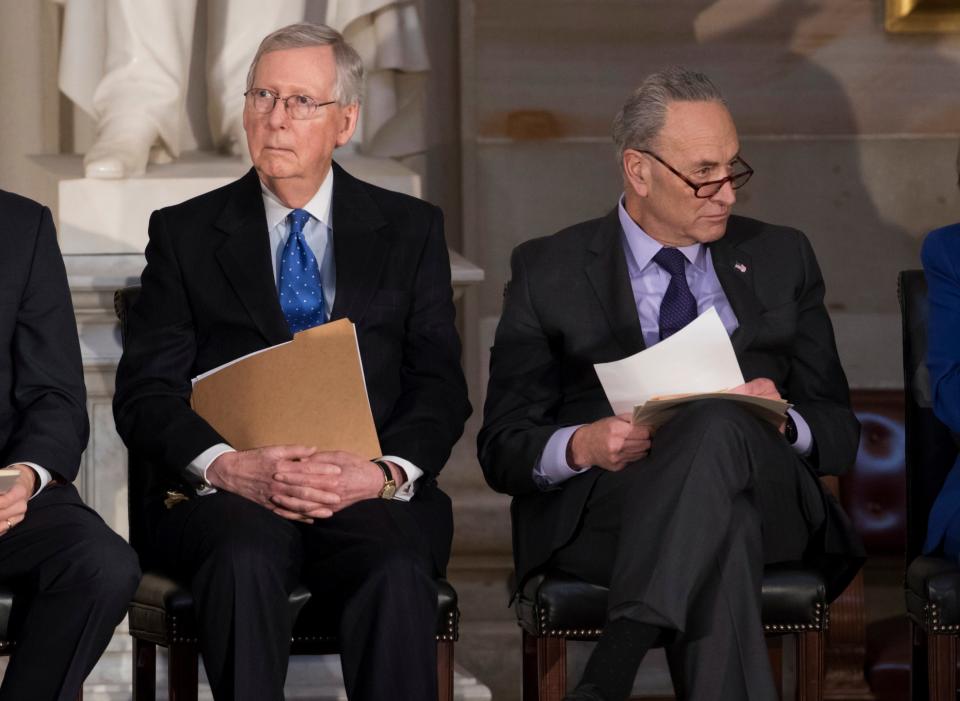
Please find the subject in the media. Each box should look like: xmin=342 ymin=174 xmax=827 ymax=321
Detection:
xmin=784 ymin=414 xmax=798 ymax=445
xmin=373 ymin=459 xmax=397 ymax=500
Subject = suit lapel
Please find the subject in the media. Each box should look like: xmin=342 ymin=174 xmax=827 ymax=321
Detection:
xmin=585 ymin=210 xmax=646 ymax=355
xmin=328 ymin=162 xmax=388 ymax=323
xmin=214 ymin=169 xmax=292 ymax=346
xmin=709 ymin=229 xmax=761 ymax=353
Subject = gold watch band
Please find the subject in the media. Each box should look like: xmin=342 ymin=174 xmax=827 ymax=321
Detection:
xmin=373 ymin=459 xmax=397 ymax=499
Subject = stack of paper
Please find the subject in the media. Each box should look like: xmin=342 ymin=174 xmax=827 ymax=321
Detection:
xmin=190 ymin=319 xmax=382 ymax=458
xmin=593 ymin=308 xmax=789 ymax=428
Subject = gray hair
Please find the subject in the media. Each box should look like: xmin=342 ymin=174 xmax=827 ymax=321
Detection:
xmin=246 ymin=22 xmax=364 ymax=105
xmin=612 ymin=67 xmax=725 ymax=162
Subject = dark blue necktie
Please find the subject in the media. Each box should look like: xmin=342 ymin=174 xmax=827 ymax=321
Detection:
xmin=278 ymin=208 xmax=326 ymax=333
xmin=653 ymin=247 xmax=697 ymax=340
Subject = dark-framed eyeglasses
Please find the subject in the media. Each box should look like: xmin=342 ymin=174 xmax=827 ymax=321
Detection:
xmin=638 ymin=149 xmax=754 ymax=198
xmin=244 ymin=88 xmax=336 ymax=120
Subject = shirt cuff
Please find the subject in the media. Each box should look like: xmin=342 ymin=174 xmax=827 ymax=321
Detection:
xmin=788 ymin=409 xmax=814 ymax=457
xmin=5 ymin=462 xmax=51 ymax=499
xmin=186 ymin=443 xmax=235 ymax=496
xmin=533 ymin=425 xmax=588 ymax=489
xmin=380 ymin=455 xmax=422 ymax=502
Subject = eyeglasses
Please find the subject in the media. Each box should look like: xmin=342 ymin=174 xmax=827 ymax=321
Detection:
xmin=638 ymin=150 xmax=754 ymax=198
xmin=244 ymin=88 xmax=336 ymax=120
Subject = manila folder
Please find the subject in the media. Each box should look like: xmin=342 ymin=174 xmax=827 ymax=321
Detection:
xmin=190 ymin=319 xmax=381 ymax=458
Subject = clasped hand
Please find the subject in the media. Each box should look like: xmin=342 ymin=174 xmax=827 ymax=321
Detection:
xmin=207 ymin=447 xmax=399 ymax=523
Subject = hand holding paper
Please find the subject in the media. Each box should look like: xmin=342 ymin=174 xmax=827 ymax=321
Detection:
xmin=593 ymin=308 xmax=790 ymax=429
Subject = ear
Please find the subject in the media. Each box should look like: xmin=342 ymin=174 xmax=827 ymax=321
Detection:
xmin=335 ymin=103 xmax=360 ymax=148
xmin=622 ymin=149 xmax=651 ymax=198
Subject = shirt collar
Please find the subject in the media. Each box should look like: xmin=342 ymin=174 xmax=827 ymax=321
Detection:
xmin=617 ymin=195 xmax=706 ymax=272
xmin=261 ymin=167 xmax=334 ymax=232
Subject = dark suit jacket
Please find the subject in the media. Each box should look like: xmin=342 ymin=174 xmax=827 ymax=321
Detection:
xmin=0 ymin=190 xmax=87 ymax=481
xmin=921 ymin=223 xmax=960 ymax=554
xmin=478 ymin=210 xmax=862 ymax=591
xmin=113 ymin=164 xmax=471 ymax=567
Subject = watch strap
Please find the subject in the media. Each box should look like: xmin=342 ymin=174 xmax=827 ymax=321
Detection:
xmin=373 ymin=459 xmax=397 ymax=499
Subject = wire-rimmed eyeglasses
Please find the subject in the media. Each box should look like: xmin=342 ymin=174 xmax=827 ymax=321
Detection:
xmin=244 ymin=88 xmax=336 ymax=120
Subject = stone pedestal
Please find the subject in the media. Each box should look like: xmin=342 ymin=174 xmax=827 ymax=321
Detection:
xmin=32 ymin=153 xmax=487 ymax=699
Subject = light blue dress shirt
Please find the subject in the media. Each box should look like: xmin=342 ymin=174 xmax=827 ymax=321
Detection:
xmin=533 ymin=198 xmax=813 ymax=488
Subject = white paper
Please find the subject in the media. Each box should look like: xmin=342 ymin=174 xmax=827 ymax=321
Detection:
xmin=593 ymin=307 xmax=744 ymax=414
xmin=191 ymin=340 xmax=292 ymax=385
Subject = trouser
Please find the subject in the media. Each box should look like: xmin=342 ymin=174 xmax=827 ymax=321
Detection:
xmin=0 ymin=483 xmax=141 ymax=701
xmin=154 ymin=491 xmax=445 ymax=701
xmin=550 ymin=399 xmax=827 ymax=701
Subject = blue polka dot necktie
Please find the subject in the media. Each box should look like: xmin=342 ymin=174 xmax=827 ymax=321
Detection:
xmin=653 ymin=246 xmax=697 ymax=340
xmin=278 ymin=208 xmax=326 ymax=333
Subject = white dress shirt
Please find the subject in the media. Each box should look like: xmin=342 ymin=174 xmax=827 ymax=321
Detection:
xmin=185 ymin=168 xmax=423 ymax=500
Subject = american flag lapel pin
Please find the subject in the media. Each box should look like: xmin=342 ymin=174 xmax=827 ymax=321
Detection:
xmin=734 ymin=262 xmax=747 ymax=273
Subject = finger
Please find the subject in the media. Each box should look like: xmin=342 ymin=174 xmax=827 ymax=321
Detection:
xmin=268 ymin=444 xmax=319 ymax=461
xmin=271 ymin=493 xmax=340 ymax=515
xmin=273 ymin=481 xmax=341 ymax=505
xmin=614 ymin=413 xmax=635 ymax=423
xmin=277 ymin=461 xmax=342 ymax=476
xmin=303 ymin=506 xmax=334 ymax=519
xmin=271 ymin=506 xmax=314 ymax=524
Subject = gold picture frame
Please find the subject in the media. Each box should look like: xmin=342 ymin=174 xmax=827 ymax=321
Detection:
xmin=886 ymin=0 xmax=960 ymax=33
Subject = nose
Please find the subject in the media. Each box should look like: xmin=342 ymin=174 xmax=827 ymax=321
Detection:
xmin=711 ymin=178 xmax=737 ymax=207
xmin=266 ymin=99 xmax=290 ymax=129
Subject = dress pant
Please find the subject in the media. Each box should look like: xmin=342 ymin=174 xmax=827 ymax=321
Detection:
xmin=0 ymin=483 xmax=141 ymax=701
xmin=153 ymin=491 xmax=443 ymax=701
xmin=549 ymin=399 xmax=827 ymax=701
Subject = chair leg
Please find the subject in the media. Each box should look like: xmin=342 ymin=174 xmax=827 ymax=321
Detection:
xmin=437 ymin=640 xmax=454 ymax=701
xmin=132 ymin=637 xmax=157 ymax=701
xmin=168 ymin=642 xmax=199 ymax=701
xmin=928 ymin=632 xmax=958 ymax=701
xmin=766 ymin=635 xmax=783 ymax=699
xmin=522 ymin=629 xmax=567 ymax=701
xmin=795 ymin=630 xmax=824 ymax=701
xmin=911 ymin=620 xmax=930 ymax=701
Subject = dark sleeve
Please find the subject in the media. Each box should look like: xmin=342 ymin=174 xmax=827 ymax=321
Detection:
xmin=113 ymin=210 xmax=226 ymax=479
xmin=923 ymin=228 xmax=960 ymax=433
xmin=477 ymin=244 xmax=564 ymax=496
xmin=375 ymin=207 xmax=472 ymax=478
xmin=2 ymin=206 xmax=88 ymax=481
xmin=786 ymin=231 xmax=860 ymax=475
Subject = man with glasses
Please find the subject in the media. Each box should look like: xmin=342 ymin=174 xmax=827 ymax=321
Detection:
xmin=114 ymin=23 xmax=469 ymax=700
xmin=478 ymin=67 xmax=863 ymax=700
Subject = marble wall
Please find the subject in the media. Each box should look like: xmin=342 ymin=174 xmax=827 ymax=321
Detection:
xmin=459 ymin=0 xmax=960 ymax=391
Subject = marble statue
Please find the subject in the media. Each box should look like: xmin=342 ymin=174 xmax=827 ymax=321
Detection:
xmin=58 ymin=0 xmax=429 ymax=179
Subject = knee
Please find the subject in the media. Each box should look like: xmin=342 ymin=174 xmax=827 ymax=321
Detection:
xmin=669 ymin=399 xmax=770 ymax=449
xmin=198 ymin=523 xmax=300 ymax=591
xmin=363 ymin=548 xmax=435 ymax=602
xmin=47 ymin=530 xmax=141 ymax=605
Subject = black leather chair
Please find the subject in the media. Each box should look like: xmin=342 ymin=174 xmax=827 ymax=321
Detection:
xmin=516 ymin=563 xmax=829 ymax=701
xmin=0 ymin=586 xmax=84 ymax=699
xmin=114 ymin=285 xmax=459 ymax=701
xmin=898 ymin=269 xmax=960 ymax=701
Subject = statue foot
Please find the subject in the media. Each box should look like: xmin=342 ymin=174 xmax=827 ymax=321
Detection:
xmin=83 ymin=125 xmax=170 ymax=179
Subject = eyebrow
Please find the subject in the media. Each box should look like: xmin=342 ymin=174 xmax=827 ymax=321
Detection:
xmin=690 ymin=153 xmax=742 ymax=170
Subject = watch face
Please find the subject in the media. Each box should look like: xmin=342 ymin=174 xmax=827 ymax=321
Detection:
xmin=380 ymin=482 xmax=397 ymax=499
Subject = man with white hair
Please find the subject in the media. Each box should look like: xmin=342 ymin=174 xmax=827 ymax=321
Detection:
xmin=114 ymin=23 xmax=469 ymax=700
